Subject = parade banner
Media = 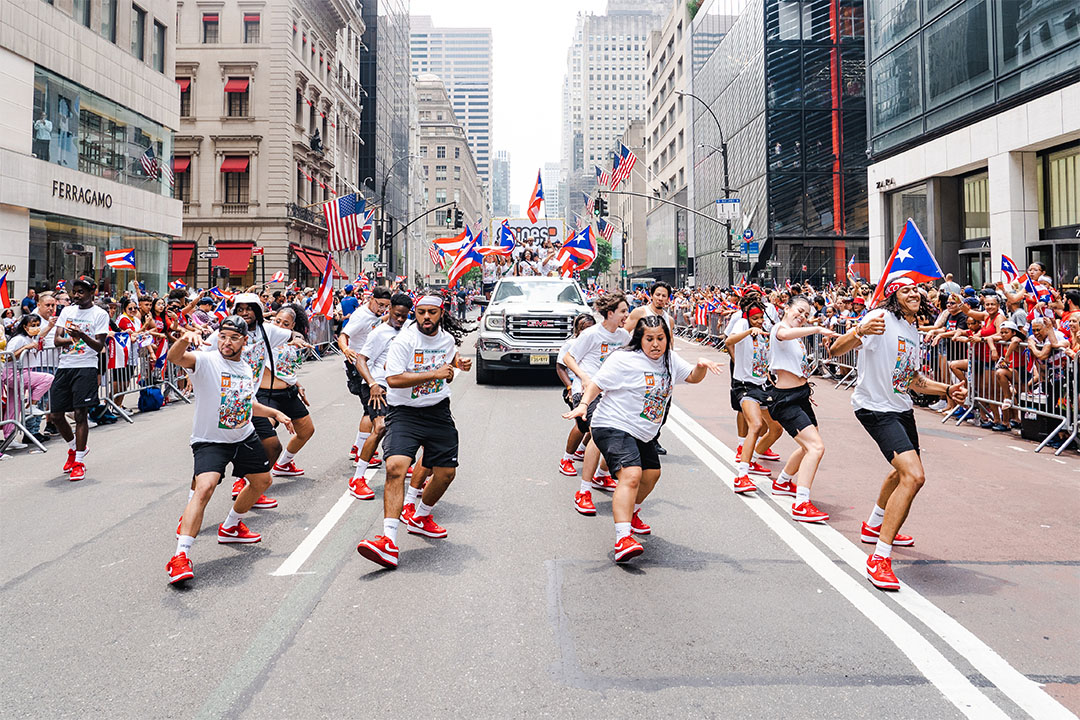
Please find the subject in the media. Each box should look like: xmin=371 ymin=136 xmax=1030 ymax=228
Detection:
xmin=489 ymin=218 xmax=565 ymax=248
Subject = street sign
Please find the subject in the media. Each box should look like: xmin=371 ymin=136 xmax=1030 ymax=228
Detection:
xmin=198 ymin=250 xmax=219 ymax=259
xmin=720 ymin=250 xmax=742 ymax=259
xmin=715 ymin=198 xmax=740 ymax=219
xmin=766 ymin=260 xmax=782 ymax=267
xmin=251 ymin=247 xmax=264 ymax=256
xmin=373 ymin=262 xmax=387 ymax=269
xmin=742 ymin=228 xmax=754 ymax=241
xmin=741 ymin=241 xmax=760 ymax=255
xmin=364 ymin=254 xmax=378 ymax=262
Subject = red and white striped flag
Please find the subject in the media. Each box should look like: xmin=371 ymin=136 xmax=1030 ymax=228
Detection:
xmin=310 ymin=254 xmax=335 ymax=317
xmin=322 ymin=194 xmax=360 ymax=251
xmin=429 ymin=243 xmax=446 ymax=270
xmin=105 ymin=248 xmax=136 ymax=270
xmin=270 ymin=270 xmax=286 ymax=283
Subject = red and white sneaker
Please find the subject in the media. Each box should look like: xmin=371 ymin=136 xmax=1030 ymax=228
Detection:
xmin=166 ymin=553 xmax=194 ymax=585
xmin=251 ymin=494 xmax=278 ymax=509
xmin=367 ymin=452 xmax=382 ymax=467
xmin=407 ymin=513 xmax=447 ymax=538
xmin=574 ymin=490 xmax=597 ymax=516
xmin=733 ymin=444 xmax=743 ymax=462
xmin=356 ymin=535 xmax=398 ymax=568
xmin=349 ymin=445 xmax=359 ymax=462
xmin=771 ymin=478 xmax=797 ymax=497
xmin=348 ymin=475 xmax=375 ymax=500
xmin=630 ymin=511 xmax=651 ymax=535
xmin=860 ymin=523 xmax=914 ymax=547
xmin=572 ymin=448 xmax=585 ymax=461
xmin=591 ymin=473 xmax=617 ymax=492
xmin=791 ymin=500 xmax=829 ymax=523
xmin=754 ymin=448 xmax=781 ymax=462
xmin=69 ymin=463 xmax=85 ymax=482
xmin=218 ymin=520 xmax=261 ymax=543
xmin=747 ymin=461 xmax=772 ymax=477
xmin=733 ymin=474 xmax=757 ymax=494
xmin=231 ymin=478 xmax=246 ymax=499
xmin=400 ymin=503 xmax=416 ymax=522
xmin=614 ymin=535 xmax=644 ymax=562
xmin=866 ymin=554 xmax=900 ymax=590
xmin=406 ymin=466 xmax=414 ymax=478
xmin=271 ymin=462 xmax=304 ymax=477
xmin=63 ymin=449 xmax=77 ymax=473
xmin=558 ymin=458 xmax=577 ymax=477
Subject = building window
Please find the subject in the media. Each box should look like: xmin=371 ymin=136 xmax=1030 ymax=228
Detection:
xmin=225 ymin=77 xmax=250 ymax=117
xmin=436 ymin=145 xmax=446 ymax=158
xmin=435 ymin=165 xmax=447 ymax=181
xmin=453 ymin=189 xmax=460 ymax=203
xmin=244 ymin=14 xmax=260 ymax=43
xmin=454 ymin=147 xmax=460 ymax=159
xmin=295 ymin=89 xmax=302 ymax=123
xmin=152 ymin=21 xmax=166 ymax=73
xmin=225 ymin=172 xmax=249 ymax=204
xmin=1047 ymin=145 xmax=1079 ymax=229
xmin=296 ymin=168 xmax=305 ymax=203
xmin=73 ymin=0 xmax=91 ymax=27
xmin=961 ymin=172 xmax=990 ymax=240
xmin=453 ymin=166 xmax=461 ymax=181
xmin=178 ymin=78 xmax=191 ymax=116
xmin=131 ymin=5 xmax=146 ymax=60
xmin=174 ymin=157 xmax=191 ymax=203
xmin=422 ymin=164 xmax=429 ymax=179
xmin=100 ymin=0 xmax=117 ymax=42
xmin=419 ymin=145 xmax=428 ymax=157
xmin=435 ymin=188 xmax=446 ymax=203
xmin=202 ymin=13 xmax=219 ymax=43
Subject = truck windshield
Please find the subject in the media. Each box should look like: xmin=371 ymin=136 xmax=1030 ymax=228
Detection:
xmin=493 ymin=280 xmax=585 ymax=305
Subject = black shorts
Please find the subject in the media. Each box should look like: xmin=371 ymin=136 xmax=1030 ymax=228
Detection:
xmin=360 ymin=382 xmax=388 ymax=418
xmin=770 ymin=384 xmax=817 ymax=437
xmin=482 ymin=282 xmax=496 ymax=294
xmin=383 ymin=399 xmax=459 ymax=468
xmin=344 ymin=359 xmax=364 ymax=396
xmin=50 ymin=367 xmax=100 ymax=412
xmin=252 ymin=385 xmax=309 ymax=439
xmin=191 ymin=433 xmax=271 ymax=478
xmin=730 ymin=379 xmax=774 ymax=412
xmin=855 ymin=409 xmax=921 ymax=461
xmin=571 ymin=392 xmax=601 ymax=434
xmin=591 ymin=425 xmax=661 ymax=475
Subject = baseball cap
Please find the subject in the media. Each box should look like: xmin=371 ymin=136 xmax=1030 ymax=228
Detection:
xmin=344 ymin=284 xmax=354 ymax=293
xmin=218 ymin=315 xmax=248 ymax=336
xmin=71 ymin=275 xmax=97 ymax=291
xmin=196 ymin=296 xmax=214 ymax=306
xmin=1001 ymin=320 xmax=1019 ymax=332
xmin=232 ymin=292 xmax=260 ymax=306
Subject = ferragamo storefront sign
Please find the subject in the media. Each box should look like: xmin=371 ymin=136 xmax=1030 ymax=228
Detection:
xmin=51 ymin=180 xmax=113 ymax=209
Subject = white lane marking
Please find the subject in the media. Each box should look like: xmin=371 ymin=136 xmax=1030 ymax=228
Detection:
xmin=669 ymin=404 xmax=1076 ymax=720
xmin=270 ymin=466 xmax=378 ymax=577
xmin=1008 ymin=446 xmax=1028 ymax=453
xmin=664 ymin=413 xmax=1007 ymax=719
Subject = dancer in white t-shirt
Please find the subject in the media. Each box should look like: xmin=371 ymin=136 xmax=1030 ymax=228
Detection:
xmin=556 ymin=313 xmax=597 ymax=477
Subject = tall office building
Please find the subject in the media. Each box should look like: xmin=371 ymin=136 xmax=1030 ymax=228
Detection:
xmin=542 ymin=162 xmax=562 ymax=219
xmin=492 ymin=150 xmax=510 ymax=216
xmin=411 ymin=16 xmax=493 ymax=195
xmin=560 ymin=0 xmax=666 ymax=221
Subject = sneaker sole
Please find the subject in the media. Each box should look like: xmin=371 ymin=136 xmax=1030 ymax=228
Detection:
xmin=559 ymin=467 xmax=578 ymax=477
xmin=867 ymin=572 xmax=900 ymax=590
xmin=631 ymin=526 xmax=651 ymax=535
xmin=591 ymin=481 xmax=616 ymax=491
xmin=356 ymin=543 xmax=398 ymax=568
xmin=747 ymin=469 xmax=772 ymax=477
xmin=614 ymin=545 xmax=644 ymax=562
xmin=771 ymin=489 xmax=796 ymax=497
xmin=218 ymin=535 xmax=261 ymax=544
xmin=861 ymin=534 xmax=915 ymax=547
xmin=271 ymin=470 xmax=304 ymax=477
xmin=574 ymin=504 xmax=597 ymax=516
xmin=792 ymin=513 xmax=829 ymax=523
xmin=406 ymin=524 xmax=447 ymax=539
xmin=734 ymin=484 xmax=757 ymax=494
xmin=348 ymin=487 xmax=375 ymax=500
xmin=168 ymin=571 xmax=194 ymax=585
xmin=753 ymin=454 xmax=780 ymax=462
xmin=252 ymin=502 xmax=278 ymax=509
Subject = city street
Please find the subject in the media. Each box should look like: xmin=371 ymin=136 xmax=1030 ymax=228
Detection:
xmin=1 ymin=337 xmax=1076 ymax=719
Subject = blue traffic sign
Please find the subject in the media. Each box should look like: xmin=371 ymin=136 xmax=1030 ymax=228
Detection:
xmin=742 ymin=228 xmax=754 ymax=241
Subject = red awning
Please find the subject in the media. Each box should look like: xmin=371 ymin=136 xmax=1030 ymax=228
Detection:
xmin=294 ymin=247 xmax=323 ymax=276
xmin=169 ymin=242 xmax=195 ymax=276
xmin=213 ymin=243 xmax=253 ymax=274
xmin=173 ymin=156 xmax=191 ymax=173
xmin=176 ymin=77 xmax=191 ymax=92
xmin=244 ymin=14 xmax=260 ymax=22
xmin=219 ymin=156 xmax=249 ymax=173
xmin=202 ymin=13 xmax=218 ymax=21
xmin=224 ymin=77 xmax=250 ymax=93
xmin=330 ymin=257 xmax=347 ymax=280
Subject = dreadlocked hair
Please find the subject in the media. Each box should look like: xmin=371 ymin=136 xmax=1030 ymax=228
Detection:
xmin=739 ymin=292 xmax=764 ymax=313
xmin=439 ymin=309 xmax=469 ymax=345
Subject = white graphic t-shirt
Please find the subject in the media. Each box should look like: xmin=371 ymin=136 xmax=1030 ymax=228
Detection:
xmin=730 ymin=318 xmax=771 ymax=385
xmin=852 ymin=309 xmax=922 ymax=413
xmin=568 ymin=323 xmax=632 ymax=380
xmin=590 ymin=349 xmax=694 ymax=442
xmin=271 ymin=343 xmax=304 ymax=386
xmin=204 ymin=322 xmax=292 ymax=384
xmin=342 ymin=304 xmax=382 ymax=352
xmin=359 ymin=322 xmax=401 ymax=388
xmin=557 ymin=337 xmax=582 ymax=395
xmin=384 ymin=322 xmax=458 ymax=407
xmin=55 ymin=304 xmax=110 ymax=369
xmin=187 ymin=349 xmax=257 ymax=444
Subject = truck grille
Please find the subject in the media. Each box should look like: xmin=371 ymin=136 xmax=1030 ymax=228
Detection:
xmin=505 ymin=314 xmax=573 ymax=343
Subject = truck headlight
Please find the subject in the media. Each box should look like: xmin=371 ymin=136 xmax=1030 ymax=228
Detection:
xmin=485 ymin=314 xmax=504 ymax=331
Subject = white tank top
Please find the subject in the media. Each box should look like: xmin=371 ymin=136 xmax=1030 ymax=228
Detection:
xmin=768 ymin=323 xmax=812 ymax=379
xmin=644 ymin=304 xmax=670 ymax=328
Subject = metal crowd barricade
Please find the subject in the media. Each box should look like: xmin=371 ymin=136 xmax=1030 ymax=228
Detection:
xmin=706 ymin=311 xmax=723 ymax=347
xmin=672 ymin=307 xmax=692 ymax=337
xmin=105 ymin=343 xmax=187 ymax=414
xmin=0 ymin=351 xmax=48 ymax=454
xmin=305 ymin=313 xmax=340 ymax=358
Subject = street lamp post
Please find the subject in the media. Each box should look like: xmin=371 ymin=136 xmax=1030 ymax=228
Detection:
xmin=379 ymin=155 xmax=418 ymax=279
xmin=677 ymin=90 xmax=734 ymax=287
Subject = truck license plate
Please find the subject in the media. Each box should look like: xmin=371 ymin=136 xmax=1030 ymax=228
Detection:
xmin=529 ymin=354 xmax=550 ymax=366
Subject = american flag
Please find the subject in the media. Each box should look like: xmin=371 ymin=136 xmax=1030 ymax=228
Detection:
xmin=595 ymin=165 xmax=610 ymax=188
xmin=597 ymin=217 xmax=614 ymax=241
xmin=322 ymin=193 xmax=361 ymax=251
xmin=105 ymin=248 xmax=136 ymax=270
xmin=582 ymin=192 xmax=594 ymax=216
xmin=310 ymin=254 xmax=335 ymax=317
xmin=429 ymin=243 xmax=446 ymax=270
xmin=611 ymin=143 xmax=637 ymax=187
xmin=140 ymin=146 xmax=159 ymax=178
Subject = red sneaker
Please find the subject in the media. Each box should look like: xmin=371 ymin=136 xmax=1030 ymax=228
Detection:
xmin=559 ymin=458 xmax=577 ymax=476
xmin=754 ymin=448 xmax=781 ymax=462
xmin=406 ymin=466 xmax=414 ymax=478
xmin=866 ymin=554 xmax=900 ymax=590
xmin=400 ymin=503 xmax=416 ymax=522
xmin=349 ymin=445 xmax=359 ymax=462
xmin=356 ymin=535 xmax=398 ymax=568
xmin=631 ymin=511 xmax=651 ymax=535
xmin=218 ymin=520 xmax=261 ymax=543
xmin=231 ymin=478 xmax=246 ymax=499
xmin=69 ymin=463 xmax=85 ymax=482
xmin=614 ymin=535 xmax=644 ymax=562
xmin=574 ymin=490 xmax=596 ymax=516
xmin=368 ymin=453 xmax=382 ymax=467
xmin=747 ymin=461 xmax=772 ymax=477
xmin=251 ymin=494 xmax=278 ymax=509
xmin=791 ymin=500 xmax=829 ymax=523
xmin=406 ymin=512 xmax=447 ymax=538
xmin=733 ymin=444 xmax=742 ymax=461
xmin=771 ymin=478 xmax=797 ymax=496
xmin=63 ymin=449 xmax=77 ymax=473
xmin=348 ymin=475 xmax=375 ymax=500
xmin=733 ymin=474 xmax=757 ymax=494
xmin=271 ymin=462 xmax=304 ymax=477
xmin=860 ymin=523 xmax=914 ymax=547
xmin=572 ymin=449 xmax=585 ymax=461
xmin=166 ymin=553 xmax=194 ymax=585
xmin=591 ymin=473 xmax=617 ymax=492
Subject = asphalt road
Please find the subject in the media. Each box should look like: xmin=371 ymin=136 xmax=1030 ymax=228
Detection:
xmin=0 ymin=334 xmax=1076 ymax=719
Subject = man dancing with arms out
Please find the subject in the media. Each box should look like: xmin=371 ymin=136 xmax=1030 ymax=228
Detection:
xmin=356 ymin=295 xmax=471 ymax=569
xmin=829 ymin=274 xmax=967 ymax=590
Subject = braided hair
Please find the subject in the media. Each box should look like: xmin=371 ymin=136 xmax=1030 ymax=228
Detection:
xmin=621 ymin=314 xmax=672 ymax=384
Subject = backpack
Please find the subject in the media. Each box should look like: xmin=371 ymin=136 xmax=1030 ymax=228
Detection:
xmin=138 ymin=387 xmax=165 ymax=412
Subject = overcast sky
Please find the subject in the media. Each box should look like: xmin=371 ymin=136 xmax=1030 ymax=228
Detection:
xmin=410 ymin=0 xmax=609 ymax=208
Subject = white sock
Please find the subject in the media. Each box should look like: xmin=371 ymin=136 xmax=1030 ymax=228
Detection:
xmin=795 ymin=486 xmax=810 ymax=505
xmin=176 ymin=535 xmax=194 ymax=556
xmin=737 ymin=435 xmax=746 ymax=448
xmin=75 ymin=450 xmax=87 ymax=462
xmin=188 ymin=489 xmax=195 ymax=501
xmin=736 ymin=461 xmax=749 ymax=477
xmin=595 ymin=467 xmax=610 ymax=479
xmin=778 ymin=471 xmax=796 ymax=484
xmin=278 ymin=449 xmax=296 ymax=466
xmin=562 ymin=452 xmax=573 ymax=462
xmin=579 ymin=479 xmax=592 ymax=494
xmin=224 ymin=508 xmax=246 ymax=529
xmin=615 ymin=522 xmax=632 ymax=540
xmin=874 ymin=540 xmax=892 ymax=559
xmin=352 ymin=462 xmax=367 ymax=480
xmin=355 ymin=431 xmax=369 ymax=448
xmin=405 ymin=486 xmax=421 ymax=506
xmin=67 ymin=439 xmax=77 ymax=450
xmin=867 ymin=505 xmax=886 ymax=528
xmin=383 ymin=518 xmax=399 ymax=543
xmin=414 ymin=501 xmax=434 ymax=518
xmin=576 ymin=442 xmax=586 ymax=453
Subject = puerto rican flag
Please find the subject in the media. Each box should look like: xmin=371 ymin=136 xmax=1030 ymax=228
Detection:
xmin=557 ymin=226 xmax=596 ymax=269
xmin=169 ymin=279 xmax=186 ymax=290
xmin=447 ymin=227 xmax=484 ymax=289
xmin=310 ymin=253 xmax=335 ymax=317
xmin=0 ymin=271 xmax=10 ymax=309
xmin=477 ymin=220 xmax=515 ymax=258
xmin=105 ymin=248 xmax=136 ymax=270
xmin=694 ymin=303 xmax=707 ymax=325
xmin=107 ymin=331 xmax=131 ymax=369
xmin=433 ymin=229 xmax=468 ymax=259
xmin=846 ymin=254 xmax=856 ymax=280
xmin=212 ymin=299 xmax=229 ymax=321
xmin=869 ymin=218 xmax=943 ymax=308
xmin=270 ymin=270 xmax=286 ymax=283
xmin=1001 ymin=254 xmax=1021 ymax=284
xmin=526 ymin=170 xmax=544 ymax=223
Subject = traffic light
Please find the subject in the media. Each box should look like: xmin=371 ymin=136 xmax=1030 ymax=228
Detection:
xmin=454 ymin=209 xmax=464 ymax=229
xmin=444 ymin=211 xmax=453 ymax=227
xmin=596 ymin=197 xmax=608 ymax=218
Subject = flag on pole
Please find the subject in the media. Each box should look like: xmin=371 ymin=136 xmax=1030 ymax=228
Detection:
xmin=477 ymin=220 xmax=515 ymax=257
xmin=595 ymin=165 xmax=610 ymax=188
xmin=213 ymin=299 xmax=229 ymax=321
xmin=140 ymin=146 xmax=159 ymax=178
xmin=270 ymin=270 xmax=286 ymax=283
xmin=354 ymin=273 xmax=370 ymax=289
xmin=1001 ymin=254 xmax=1021 ymax=284
xmin=429 ymin=243 xmax=446 ymax=270
xmin=526 ymin=170 xmax=544 ymax=223
xmin=869 ymin=219 xmax=943 ymax=308
xmin=168 ymin=279 xmax=187 ymax=290
xmin=846 ymin=254 xmax=856 ymax=280
xmin=433 ymin=229 xmax=468 ymax=259
xmin=310 ymin=253 xmax=335 ymax=317
xmin=0 ymin=271 xmax=10 ymax=309
xmin=357 ymin=207 xmax=376 ymax=249
xmin=447 ymin=228 xmax=484 ymax=288
xmin=597 ymin=217 xmax=615 ymax=241
xmin=611 ymin=143 xmax=637 ymax=187
xmin=394 ymin=275 xmax=406 ymax=284
xmin=582 ymin=192 xmax=594 ymax=216
xmin=322 ymin=194 xmax=361 ymax=251
xmin=557 ymin=226 xmax=597 ymax=268
xmin=105 ymin=248 xmax=137 ymax=270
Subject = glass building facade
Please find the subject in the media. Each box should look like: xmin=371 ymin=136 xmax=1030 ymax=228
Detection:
xmin=690 ymin=0 xmax=868 ymax=286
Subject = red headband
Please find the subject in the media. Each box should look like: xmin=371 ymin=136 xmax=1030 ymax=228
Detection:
xmin=746 ymin=306 xmax=764 ymax=318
